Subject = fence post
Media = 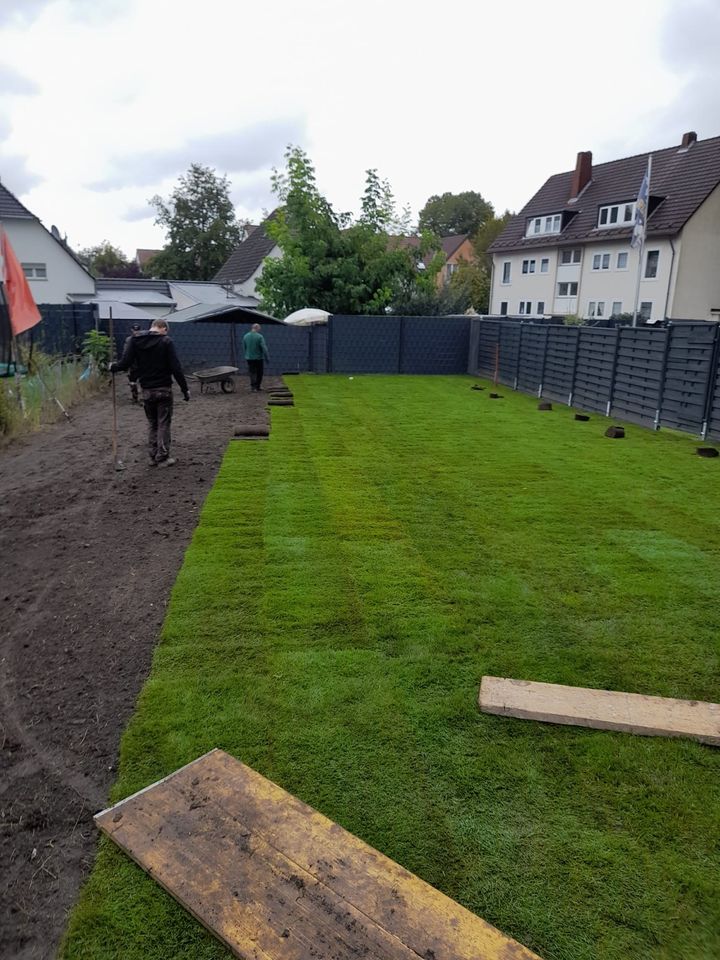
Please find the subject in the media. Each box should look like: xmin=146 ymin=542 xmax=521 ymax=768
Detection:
xmin=398 ymin=316 xmax=405 ymax=373
xmin=514 ymin=323 xmax=523 ymax=390
xmin=606 ymin=327 xmax=622 ymax=417
xmin=326 ymin=315 xmax=333 ymax=372
xmin=700 ymin=322 xmax=720 ymax=439
xmin=654 ymin=323 xmax=672 ymax=430
xmin=537 ymin=326 xmax=548 ymax=398
xmin=568 ymin=327 xmax=581 ymax=406
xmin=467 ymin=318 xmax=480 ymax=375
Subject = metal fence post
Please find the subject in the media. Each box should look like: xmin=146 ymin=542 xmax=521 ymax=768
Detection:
xmin=654 ymin=323 xmax=672 ymax=430
xmin=568 ymin=327 xmax=581 ymax=407
xmin=537 ymin=327 xmax=548 ymax=398
xmin=700 ymin=322 xmax=720 ymax=439
xmin=398 ymin=316 xmax=405 ymax=374
xmin=606 ymin=327 xmax=622 ymax=417
xmin=514 ymin=323 xmax=523 ymax=389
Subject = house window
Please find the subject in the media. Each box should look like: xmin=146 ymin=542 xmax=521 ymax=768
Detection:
xmin=611 ymin=301 xmax=622 ymax=316
xmin=22 ymin=262 xmax=47 ymax=279
xmin=525 ymin=213 xmax=562 ymax=237
xmin=645 ymin=250 xmax=659 ymax=278
xmin=588 ymin=301 xmax=605 ymax=318
xmin=598 ymin=202 xmax=635 ymax=228
xmin=560 ymin=248 xmax=581 ymax=264
xmin=617 ymin=251 xmax=628 ymax=269
xmin=502 ymin=261 xmax=511 ymax=284
xmin=518 ymin=301 xmax=532 ymax=315
xmin=557 ymin=282 xmax=578 ymax=297
xmin=537 ymin=301 xmax=545 ymax=314
xmin=592 ymin=253 xmax=611 ymax=271
xmin=640 ymin=301 xmax=652 ymax=321
xmin=540 ymin=258 xmax=549 ymax=273
xmin=500 ymin=301 xmax=508 ymax=316
xmin=522 ymin=259 xmax=536 ymax=274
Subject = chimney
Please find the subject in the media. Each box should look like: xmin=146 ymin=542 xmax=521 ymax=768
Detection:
xmin=569 ymin=151 xmax=592 ymax=200
xmin=681 ymin=131 xmax=697 ymax=148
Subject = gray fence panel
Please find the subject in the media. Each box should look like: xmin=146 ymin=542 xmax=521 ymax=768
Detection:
xmin=541 ymin=326 xmax=579 ymax=402
xmin=707 ymin=351 xmax=720 ymax=439
xmin=477 ymin=321 xmax=500 ymax=376
xmin=572 ymin=327 xmax=618 ymax=413
xmin=400 ymin=316 xmax=471 ymax=374
xmin=611 ymin=327 xmax=668 ymax=425
xmin=659 ymin=323 xmax=717 ymax=433
xmin=498 ymin=322 xmax=521 ymax=386
xmin=30 ymin=303 xmax=97 ymax=356
xmin=517 ymin=325 xmax=549 ymax=394
xmin=468 ymin=318 xmax=481 ymax=375
xmin=329 ymin=315 xmax=401 ymax=373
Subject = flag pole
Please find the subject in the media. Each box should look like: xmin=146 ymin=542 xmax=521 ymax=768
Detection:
xmin=631 ymin=154 xmax=652 ymax=328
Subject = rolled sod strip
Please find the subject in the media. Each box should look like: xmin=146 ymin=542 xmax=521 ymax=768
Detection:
xmin=233 ymin=424 xmax=269 ymax=438
xmin=268 ymin=397 xmax=294 ymax=406
xmin=479 ymin=676 xmax=720 ymax=746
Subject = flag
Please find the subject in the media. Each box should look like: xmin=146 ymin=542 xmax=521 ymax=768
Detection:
xmin=0 ymin=226 xmax=42 ymax=335
xmin=630 ymin=159 xmax=651 ymax=249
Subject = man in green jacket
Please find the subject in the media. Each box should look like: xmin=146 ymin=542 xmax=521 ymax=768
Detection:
xmin=242 ymin=323 xmax=270 ymax=392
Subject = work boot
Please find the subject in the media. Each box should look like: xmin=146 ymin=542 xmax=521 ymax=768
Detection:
xmin=157 ymin=457 xmax=176 ymax=469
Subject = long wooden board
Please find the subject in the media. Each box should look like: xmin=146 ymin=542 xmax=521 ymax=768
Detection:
xmin=479 ymin=676 xmax=720 ymax=746
xmin=96 ymin=749 xmax=541 ymax=959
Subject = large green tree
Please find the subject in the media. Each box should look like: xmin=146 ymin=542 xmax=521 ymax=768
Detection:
xmin=77 ymin=241 xmax=140 ymax=278
xmin=418 ymin=190 xmax=495 ymax=237
xmin=257 ymin=149 xmax=427 ymax=317
xmin=147 ymin=164 xmax=242 ymax=280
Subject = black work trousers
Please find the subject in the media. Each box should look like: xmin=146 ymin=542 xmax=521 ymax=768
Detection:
xmin=247 ymin=359 xmax=264 ymax=391
xmin=142 ymin=387 xmax=173 ymax=462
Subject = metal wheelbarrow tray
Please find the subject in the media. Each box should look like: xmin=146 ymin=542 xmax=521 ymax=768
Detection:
xmin=193 ymin=366 xmax=240 ymax=394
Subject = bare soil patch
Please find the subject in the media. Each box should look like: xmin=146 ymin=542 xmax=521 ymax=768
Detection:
xmin=0 ymin=374 xmax=279 ymax=959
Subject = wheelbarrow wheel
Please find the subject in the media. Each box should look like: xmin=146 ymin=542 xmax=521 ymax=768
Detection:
xmin=221 ymin=378 xmax=236 ymax=394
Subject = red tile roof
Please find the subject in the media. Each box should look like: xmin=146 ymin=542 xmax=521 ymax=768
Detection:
xmin=490 ymin=134 xmax=720 ymax=252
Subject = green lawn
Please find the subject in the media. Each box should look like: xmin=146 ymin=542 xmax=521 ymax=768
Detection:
xmin=62 ymin=375 xmax=720 ymax=960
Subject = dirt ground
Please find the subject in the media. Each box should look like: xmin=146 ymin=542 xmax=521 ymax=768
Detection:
xmin=0 ymin=372 xmax=282 ymax=959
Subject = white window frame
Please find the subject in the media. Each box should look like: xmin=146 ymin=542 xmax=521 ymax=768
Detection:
xmin=611 ymin=301 xmax=622 ymax=316
xmin=518 ymin=300 xmax=532 ymax=315
xmin=616 ymin=252 xmax=628 ymax=270
xmin=537 ymin=301 xmax=545 ymax=315
xmin=598 ymin=202 xmax=636 ymax=228
xmin=592 ymin=252 xmax=611 ymax=271
xmin=540 ymin=258 xmax=549 ymax=274
xmin=500 ymin=301 xmax=508 ymax=316
xmin=557 ymin=281 xmax=578 ymax=297
xmin=639 ymin=301 xmax=652 ymax=321
xmin=644 ymin=249 xmax=659 ymax=279
xmin=560 ymin=248 xmax=581 ymax=265
xmin=501 ymin=261 xmax=511 ymax=284
xmin=525 ymin=213 xmax=562 ymax=238
xmin=522 ymin=259 xmax=536 ymax=275
xmin=22 ymin=262 xmax=48 ymax=279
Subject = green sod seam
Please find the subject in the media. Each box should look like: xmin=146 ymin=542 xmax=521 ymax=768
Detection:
xmin=62 ymin=376 xmax=720 ymax=960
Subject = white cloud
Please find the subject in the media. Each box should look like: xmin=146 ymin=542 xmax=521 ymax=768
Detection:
xmin=0 ymin=63 xmax=40 ymax=95
xmin=0 ymin=153 xmax=43 ymax=194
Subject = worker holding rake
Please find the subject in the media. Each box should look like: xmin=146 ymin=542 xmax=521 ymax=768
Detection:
xmin=110 ymin=318 xmax=190 ymax=467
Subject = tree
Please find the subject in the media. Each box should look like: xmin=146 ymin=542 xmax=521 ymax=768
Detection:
xmin=472 ymin=210 xmax=513 ymax=273
xmin=418 ymin=191 xmax=494 ymax=237
xmin=147 ymin=164 xmax=242 ymax=280
xmin=77 ymin=241 xmax=140 ymax=278
xmin=257 ymin=147 xmax=425 ymax=317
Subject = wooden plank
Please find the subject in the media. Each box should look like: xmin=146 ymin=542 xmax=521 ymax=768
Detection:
xmin=96 ymin=749 xmax=541 ymax=960
xmin=479 ymin=677 xmax=720 ymax=746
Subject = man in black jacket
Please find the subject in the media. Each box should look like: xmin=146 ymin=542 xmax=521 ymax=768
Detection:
xmin=110 ymin=318 xmax=189 ymax=467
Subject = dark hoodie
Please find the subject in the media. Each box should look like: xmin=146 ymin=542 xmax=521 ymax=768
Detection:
xmin=114 ymin=331 xmax=188 ymax=393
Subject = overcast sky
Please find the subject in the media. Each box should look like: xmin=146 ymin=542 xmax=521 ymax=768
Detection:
xmin=0 ymin=0 xmax=718 ymax=258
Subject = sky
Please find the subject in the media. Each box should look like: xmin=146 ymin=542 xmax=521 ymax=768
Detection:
xmin=0 ymin=0 xmax=718 ymax=259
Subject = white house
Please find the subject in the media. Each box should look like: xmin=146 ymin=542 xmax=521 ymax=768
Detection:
xmin=213 ymin=212 xmax=281 ymax=297
xmin=488 ymin=132 xmax=720 ymax=323
xmin=0 ymin=182 xmax=95 ymax=304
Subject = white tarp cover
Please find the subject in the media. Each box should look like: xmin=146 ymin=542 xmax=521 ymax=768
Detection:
xmin=284 ymin=308 xmax=330 ymax=326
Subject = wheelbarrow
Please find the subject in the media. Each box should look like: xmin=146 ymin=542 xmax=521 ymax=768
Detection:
xmin=193 ymin=366 xmax=239 ymax=394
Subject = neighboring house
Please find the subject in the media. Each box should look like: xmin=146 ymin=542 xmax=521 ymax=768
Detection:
xmin=0 ymin=181 xmax=95 ymax=303
xmin=213 ymin=213 xmax=281 ymax=297
xmin=72 ymin=277 xmax=259 ymax=320
xmin=391 ymin=234 xmax=475 ymax=288
xmin=135 ymin=248 xmax=162 ymax=271
xmin=488 ymin=131 xmax=720 ymax=323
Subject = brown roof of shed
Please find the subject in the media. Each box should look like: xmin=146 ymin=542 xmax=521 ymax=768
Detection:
xmin=490 ymin=133 xmax=720 ymax=253
xmin=213 ymin=213 xmax=279 ymax=284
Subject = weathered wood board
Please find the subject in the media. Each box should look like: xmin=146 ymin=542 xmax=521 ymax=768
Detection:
xmin=96 ymin=749 xmax=542 ymax=959
xmin=479 ymin=676 xmax=720 ymax=746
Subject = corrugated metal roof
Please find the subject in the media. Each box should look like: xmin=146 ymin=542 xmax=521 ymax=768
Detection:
xmin=168 ymin=282 xmax=259 ymax=306
xmin=490 ymin=133 xmax=720 ymax=253
xmin=94 ymin=289 xmax=175 ymax=305
xmin=168 ymin=302 xmax=279 ymax=323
